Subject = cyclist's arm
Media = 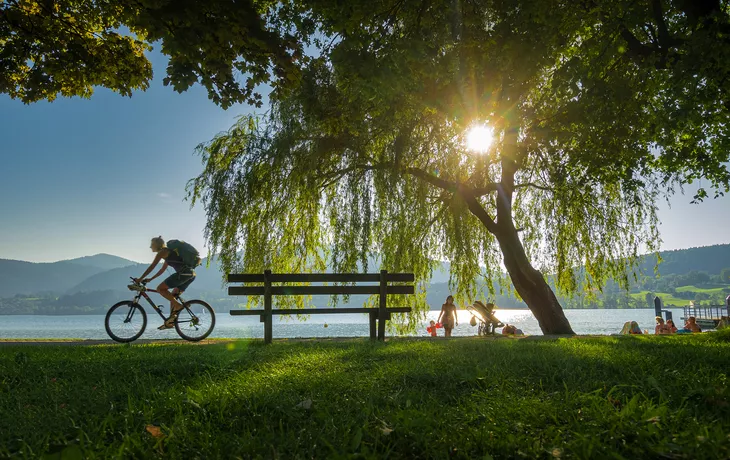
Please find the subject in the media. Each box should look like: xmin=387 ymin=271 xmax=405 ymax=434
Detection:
xmin=145 ymin=262 xmax=169 ymax=282
xmin=138 ymin=253 xmax=163 ymax=280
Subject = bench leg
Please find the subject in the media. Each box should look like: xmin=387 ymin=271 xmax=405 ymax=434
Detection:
xmin=377 ymin=312 xmax=392 ymax=342
xmin=264 ymin=313 xmax=272 ymax=344
xmin=369 ymin=311 xmax=377 ymax=340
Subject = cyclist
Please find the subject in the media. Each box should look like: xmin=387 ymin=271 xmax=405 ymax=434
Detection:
xmin=134 ymin=236 xmax=201 ymax=329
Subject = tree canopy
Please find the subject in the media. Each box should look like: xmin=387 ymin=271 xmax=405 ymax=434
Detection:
xmin=0 ymin=0 xmax=308 ymax=107
xmin=4 ymin=0 xmax=730 ymax=333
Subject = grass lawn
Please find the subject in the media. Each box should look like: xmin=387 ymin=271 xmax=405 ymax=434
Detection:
xmin=675 ymin=285 xmax=730 ymax=295
xmin=2 ymin=334 xmax=730 ymax=459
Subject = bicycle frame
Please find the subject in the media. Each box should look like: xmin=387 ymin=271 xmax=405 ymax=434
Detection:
xmin=123 ymin=279 xmax=200 ymax=327
xmin=131 ymin=287 xmax=184 ymax=322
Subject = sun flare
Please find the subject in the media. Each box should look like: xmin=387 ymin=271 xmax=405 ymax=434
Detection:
xmin=466 ymin=124 xmax=494 ymax=153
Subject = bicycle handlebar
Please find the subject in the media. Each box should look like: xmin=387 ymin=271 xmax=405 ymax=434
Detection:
xmin=128 ymin=277 xmax=148 ymax=292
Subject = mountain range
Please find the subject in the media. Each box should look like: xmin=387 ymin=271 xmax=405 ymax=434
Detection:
xmin=0 ymin=254 xmax=135 ymax=298
xmin=0 ymin=253 xmax=452 ymax=298
xmin=1 ymin=244 xmax=728 ymax=314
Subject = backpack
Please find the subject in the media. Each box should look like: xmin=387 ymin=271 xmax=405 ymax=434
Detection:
xmin=166 ymin=239 xmax=202 ymax=268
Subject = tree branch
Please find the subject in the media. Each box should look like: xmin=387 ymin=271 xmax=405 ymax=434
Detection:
xmin=650 ymin=0 xmax=672 ymax=47
xmin=515 ymin=182 xmax=555 ymax=193
xmin=317 ymin=162 xmax=393 ymax=189
xmin=404 ymin=167 xmax=458 ymax=192
xmin=458 ymin=187 xmax=499 ymax=235
xmin=403 ymin=167 xmax=500 ymax=234
xmin=472 ymin=183 xmax=501 ymax=196
xmin=473 ymin=181 xmax=555 ymax=197
xmin=618 ymin=0 xmax=687 ymax=70
xmin=619 ymin=25 xmax=657 ymax=60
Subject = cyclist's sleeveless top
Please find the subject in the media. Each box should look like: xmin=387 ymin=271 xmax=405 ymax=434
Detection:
xmin=163 ymin=249 xmax=188 ymax=272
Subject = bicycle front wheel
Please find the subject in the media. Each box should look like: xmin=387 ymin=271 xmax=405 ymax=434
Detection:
xmin=105 ymin=301 xmax=147 ymax=343
xmin=175 ymin=300 xmax=215 ymax=342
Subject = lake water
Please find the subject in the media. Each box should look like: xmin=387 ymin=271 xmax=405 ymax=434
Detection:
xmin=0 ymin=308 xmax=690 ymax=340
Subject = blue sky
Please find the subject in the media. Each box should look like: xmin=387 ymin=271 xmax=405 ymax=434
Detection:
xmin=1 ymin=52 xmax=729 ymax=263
xmin=0 ymin=51 xmax=248 ymax=263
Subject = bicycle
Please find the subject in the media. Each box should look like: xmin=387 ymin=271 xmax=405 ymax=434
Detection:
xmin=104 ymin=277 xmax=216 ymax=343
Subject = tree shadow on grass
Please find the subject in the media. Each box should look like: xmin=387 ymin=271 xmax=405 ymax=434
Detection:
xmin=1 ymin=337 xmax=729 ymax=459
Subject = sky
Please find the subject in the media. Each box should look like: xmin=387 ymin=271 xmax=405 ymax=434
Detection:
xmin=1 ymin=52 xmax=729 ymax=264
xmin=0 ymin=51 xmax=247 ymax=263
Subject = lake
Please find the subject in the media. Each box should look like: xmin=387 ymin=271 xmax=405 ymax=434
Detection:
xmin=0 ymin=308 xmax=690 ymax=340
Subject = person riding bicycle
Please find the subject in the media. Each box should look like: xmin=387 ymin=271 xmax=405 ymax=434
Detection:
xmin=134 ymin=236 xmax=201 ymax=330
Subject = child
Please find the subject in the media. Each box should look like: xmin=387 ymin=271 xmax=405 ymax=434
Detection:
xmin=427 ymin=320 xmax=438 ymax=337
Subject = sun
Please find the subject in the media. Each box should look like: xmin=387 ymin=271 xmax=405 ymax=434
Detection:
xmin=466 ymin=124 xmax=494 ymax=153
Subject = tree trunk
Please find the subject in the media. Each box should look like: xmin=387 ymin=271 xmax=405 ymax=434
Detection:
xmin=496 ymin=227 xmax=575 ymax=335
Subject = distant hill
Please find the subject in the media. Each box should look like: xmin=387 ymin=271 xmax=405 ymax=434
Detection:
xmin=2 ymin=243 xmax=729 ymax=314
xmin=65 ymin=264 xmax=147 ymax=294
xmin=636 ymin=244 xmax=730 ymax=276
xmin=63 ymin=253 xmax=138 ymax=271
xmin=0 ymin=253 xmax=138 ymax=298
xmin=0 ymin=259 xmax=104 ymax=298
xmin=66 ymin=257 xmax=228 ymax=294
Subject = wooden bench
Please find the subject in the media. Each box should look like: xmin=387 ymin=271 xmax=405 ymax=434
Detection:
xmin=228 ymin=270 xmax=414 ymax=343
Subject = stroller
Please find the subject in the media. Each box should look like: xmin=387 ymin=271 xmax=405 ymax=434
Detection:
xmin=467 ymin=301 xmax=504 ymax=336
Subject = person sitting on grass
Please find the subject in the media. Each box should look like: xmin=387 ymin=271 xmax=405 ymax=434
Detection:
xmin=655 ymin=316 xmax=673 ymax=335
xmin=684 ymin=316 xmax=702 ymax=333
xmin=502 ymin=324 xmax=517 ymax=335
xmin=666 ymin=319 xmax=678 ymax=334
xmin=630 ymin=321 xmax=643 ymax=334
xmin=134 ymin=236 xmax=201 ymax=330
xmin=620 ymin=321 xmax=643 ymax=335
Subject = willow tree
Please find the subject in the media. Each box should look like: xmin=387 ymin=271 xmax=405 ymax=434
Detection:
xmin=189 ymin=0 xmax=730 ymax=334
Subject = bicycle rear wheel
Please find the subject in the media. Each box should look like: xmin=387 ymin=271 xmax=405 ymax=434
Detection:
xmin=105 ymin=301 xmax=147 ymax=343
xmin=175 ymin=300 xmax=215 ymax=342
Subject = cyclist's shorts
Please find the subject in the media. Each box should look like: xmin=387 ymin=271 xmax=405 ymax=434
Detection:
xmin=164 ymin=269 xmax=196 ymax=292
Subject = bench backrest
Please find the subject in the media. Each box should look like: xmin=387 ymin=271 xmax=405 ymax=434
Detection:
xmin=227 ymin=271 xmax=415 ymax=296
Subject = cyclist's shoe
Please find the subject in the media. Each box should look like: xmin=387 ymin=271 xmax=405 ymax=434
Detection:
xmin=157 ymin=308 xmax=182 ymax=330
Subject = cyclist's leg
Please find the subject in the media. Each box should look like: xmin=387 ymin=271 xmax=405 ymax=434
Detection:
xmin=158 ymin=274 xmax=185 ymax=313
xmin=175 ymin=271 xmax=196 ymax=295
xmin=159 ymin=270 xmax=195 ymax=313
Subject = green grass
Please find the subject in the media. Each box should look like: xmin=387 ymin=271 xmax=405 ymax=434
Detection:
xmin=631 ymin=291 xmax=688 ymax=306
xmin=675 ymin=285 xmax=729 ymax=295
xmin=632 ymin=285 xmax=730 ymax=307
xmin=2 ymin=335 xmax=730 ymax=459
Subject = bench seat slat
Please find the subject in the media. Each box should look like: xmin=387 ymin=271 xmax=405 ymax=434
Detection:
xmin=230 ymin=307 xmax=412 ymax=316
